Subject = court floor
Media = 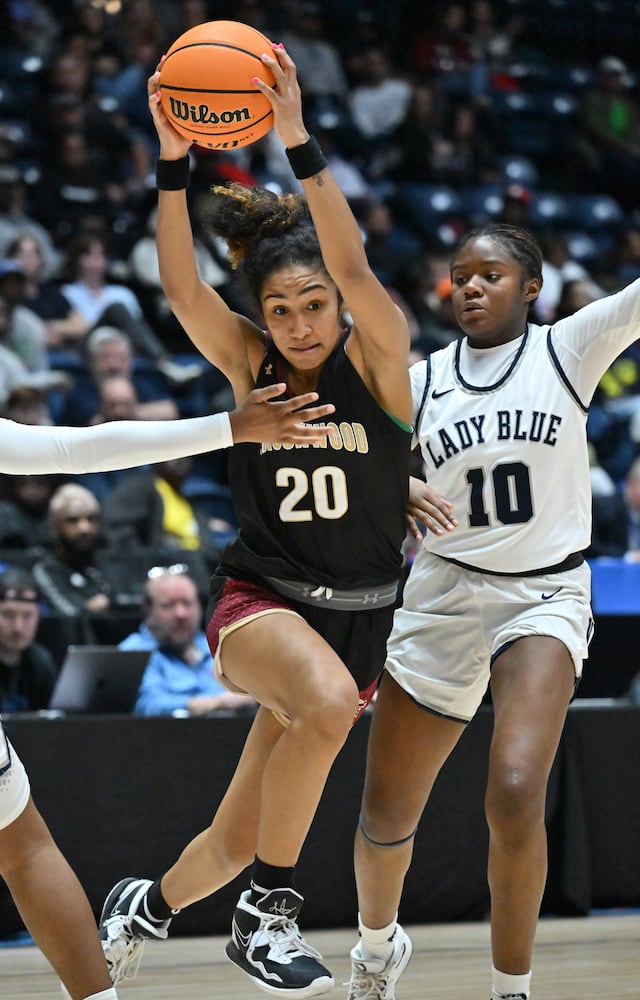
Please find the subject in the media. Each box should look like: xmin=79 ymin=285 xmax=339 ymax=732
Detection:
xmin=0 ymin=912 xmax=638 ymax=998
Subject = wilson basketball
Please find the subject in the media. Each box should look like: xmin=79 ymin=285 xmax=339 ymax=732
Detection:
xmin=159 ymin=20 xmax=275 ymax=150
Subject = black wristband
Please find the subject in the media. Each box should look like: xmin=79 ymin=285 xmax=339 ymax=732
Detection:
xmin=285 ymin=136 xmax=327 ymax=180
xmin=156 ymin=156 xmax=190 ymax=191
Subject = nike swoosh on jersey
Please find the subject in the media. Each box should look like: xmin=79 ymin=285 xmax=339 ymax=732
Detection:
xmin=432 ymin=388 xmax=455 ymax=399
xmin=541 ymin=587 xmax=563 ymax=600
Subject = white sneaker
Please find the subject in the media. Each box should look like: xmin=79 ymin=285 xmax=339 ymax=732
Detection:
xmin=347 ymin=925 xmax=412 ymax=999
xmin=99 ymin=877 xmax=172 ymax=985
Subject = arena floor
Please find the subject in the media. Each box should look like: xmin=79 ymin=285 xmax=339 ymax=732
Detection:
xmin=1 ymin=913 xmax=638 ymax=998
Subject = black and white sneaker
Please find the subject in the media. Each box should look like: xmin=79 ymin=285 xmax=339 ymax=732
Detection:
xmin=99 ymin=877 xmax=173 ymax=985
xmin=226 ymin=887 xmax=334 ymax=997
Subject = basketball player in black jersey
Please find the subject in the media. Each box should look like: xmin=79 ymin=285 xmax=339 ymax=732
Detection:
xmin=99 ymin=44 xmax=413 ymax=998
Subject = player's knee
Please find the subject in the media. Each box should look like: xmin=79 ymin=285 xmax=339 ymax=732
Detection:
xmin=293 ymin=684 xmax=359 ymax=746
xmin=485 ymin=763 xmax=546 ymax=846
xmin=358 ymin=809 xmax=417 ymax=849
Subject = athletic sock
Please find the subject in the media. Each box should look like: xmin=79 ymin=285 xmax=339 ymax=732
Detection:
xmin=83 ymin=989 xmax=118 ymax=1000
xmin=249 ymin=856 xmax=297 ymax=904
xmin=145 ymin=878 xmax=179 ymax=920
xmin=357 ymin=912 xmax=398 ymax=964
xmin=492 ymin=965 xmax=531 ymax=999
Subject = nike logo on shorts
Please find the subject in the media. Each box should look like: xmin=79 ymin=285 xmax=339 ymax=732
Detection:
xmin=541 ymin=587 xmax=563 ymax=600
xmin=432 ymin=388 xmax=455 ymax=399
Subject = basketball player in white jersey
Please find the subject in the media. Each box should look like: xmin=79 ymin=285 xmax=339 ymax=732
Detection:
xmin=0 ymin=385 xmax=333 ymax=1000
xmin=346 ymin=223 xmax=640 ymax=1000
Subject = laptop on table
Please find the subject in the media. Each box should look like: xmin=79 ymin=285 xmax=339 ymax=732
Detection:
xmin=48 ymin=646 xmax=151 ymax=714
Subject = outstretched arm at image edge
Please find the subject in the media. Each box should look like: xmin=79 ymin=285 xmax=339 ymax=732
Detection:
xmin=0 ymin=412 xmax=234 ymax=476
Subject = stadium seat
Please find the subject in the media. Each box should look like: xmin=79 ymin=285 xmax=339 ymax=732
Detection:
xmin=393 ymin=184 xmax=465 ymax=240
xmin=499 ymin=155 xmax=539 ymax=187
xmin=529 ymin=191 xmax=573 ymax=230
xmin=460 ymin=185 xmax=504 ymax=225
xmin=567 ymin=194 xmax=625 ymax=232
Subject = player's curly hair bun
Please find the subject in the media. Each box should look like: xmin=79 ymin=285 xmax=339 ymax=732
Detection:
xmin=210 ymin=183 xmax=311 ymax=268
xmin=207 ymin=182 xmax=325 ymax=307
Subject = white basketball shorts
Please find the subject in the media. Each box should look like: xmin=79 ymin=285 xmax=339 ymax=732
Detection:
xmin=0 ymin=721 xmax=30 ymax=830
xmin=385 ymin=547 xmax=593 ymax=723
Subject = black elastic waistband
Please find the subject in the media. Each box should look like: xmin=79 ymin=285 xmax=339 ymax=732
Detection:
xmin=438 ymin=551 xmax=585 ymax=578
xmin=264 ymin=575 xmax=399 ymax=610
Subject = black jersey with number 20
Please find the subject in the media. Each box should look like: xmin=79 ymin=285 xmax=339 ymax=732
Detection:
xmin=219 ymin=333 xmax=412 ymax=592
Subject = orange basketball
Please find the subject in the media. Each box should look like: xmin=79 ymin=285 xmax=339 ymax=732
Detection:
xmin=159 ymin=20 xmax=275 ymax=150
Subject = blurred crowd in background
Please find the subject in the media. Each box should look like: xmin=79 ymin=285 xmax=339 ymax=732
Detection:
xmin=1 ymin=0 xmax=640 ymax=702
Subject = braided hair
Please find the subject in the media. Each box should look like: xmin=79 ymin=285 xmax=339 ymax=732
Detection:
xmin=453 ymin=223 xmax=543 ymax=289
xmin=208 ymin=183 xmax=327 ymax=307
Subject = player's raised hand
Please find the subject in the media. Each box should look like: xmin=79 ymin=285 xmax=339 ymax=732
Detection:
xmin=252 ymin=44 xmax=309 ymax=151
xmin=229 ymin=384 xmax=335 ymax=445
xmin=148 ymin=62 xmax=192 ymax=160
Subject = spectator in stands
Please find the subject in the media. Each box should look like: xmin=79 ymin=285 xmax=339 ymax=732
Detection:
xmin=58 ymin=325 xmax=179 ymax=426
xmin=410 ymin=4 xmax=473 ymax=93
xmin=572 ymin=56 xmax=640 ymax=212
xmin=127 ymin=202 xmax=228 ymax=349
xmin=280 ymin=2 xmax=350 ymax=121
xmin=89 ymin=373 xmax=138 ymax=425
xmin=359 ymin=199 xmax=421 ymax=299
xmin=0 ymin=285 xmax=68 ymax=409
xmin=58 ymin=232 xmax=202 ymax=385
xmin=535 ymin=233 xmax=605 ymax=326
xmin=101 ymin=455 xmax=218 ymax=596
xmin=553 ymin=277 xmax=604 ymax=322
xmin=499 ymin=183 xmax=532 ymax=228
xmin=0 ymin=258 xmax=49 ymax=372
xmin=347 ymin=44 xmax=413 ymax=173
xmin=388 ymin=81 xmax=442 ymax=185
xmin=6 ymin=231 xmax=87 ymax=352
xmin=32 ymin=483 xmax=116 ymax=618
xmin=0 ymin=473 xmax=61 ymax=552
xmin=0 ymin=293 xmax=34 ymax=408
xmin=430 ymin=100 xmax=499 ymax=188
xmin=3 ymin=384 xmax=51 ymax=425
xmin=622 ymin=456 xmax=640 ymax=558
xmin=314 ymin=126 xmax=372 ymax=208
xmin=466 ymin=0 xmax=527 ymax=93
xmin=0 ymin=568 xmax=57 ymax=713
xmin=33 ymin=126 xmax=116 ymax=248
xmin=121 ymin=568 xmax=256 ymax=717
xmin=0 ymin=163 xmax=58 ymax=273
xmin=609 ymin=225 xmax=640 ymax=287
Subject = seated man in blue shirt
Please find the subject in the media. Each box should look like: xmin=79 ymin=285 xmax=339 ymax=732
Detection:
xmin=121 ymin=567 xmax=256 ymax=717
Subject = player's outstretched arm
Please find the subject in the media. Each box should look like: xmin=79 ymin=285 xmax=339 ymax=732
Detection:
xmin=230 ymin=384 xmax=335 ymax=444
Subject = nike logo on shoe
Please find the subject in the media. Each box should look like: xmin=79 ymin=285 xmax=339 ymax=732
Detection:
xmin=541 ymin=587 xmax=562 ymax=600
xmin=432 ymin=388 xmax=455 ymax=398
xmin=233 ymin=921 xmax=253 ymax=949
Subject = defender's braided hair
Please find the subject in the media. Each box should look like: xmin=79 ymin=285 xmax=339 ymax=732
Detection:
xmin=208 ymin=183 xmax=327 ymax=306
xmin=454 ymin=223 xmax=543 ymax=288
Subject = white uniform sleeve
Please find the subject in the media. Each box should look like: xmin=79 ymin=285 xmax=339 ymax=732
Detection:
xmin=549 ymin=277 xmax=640 ymax=404
xmin=0 ymin=412 xmax=233 ymax=476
